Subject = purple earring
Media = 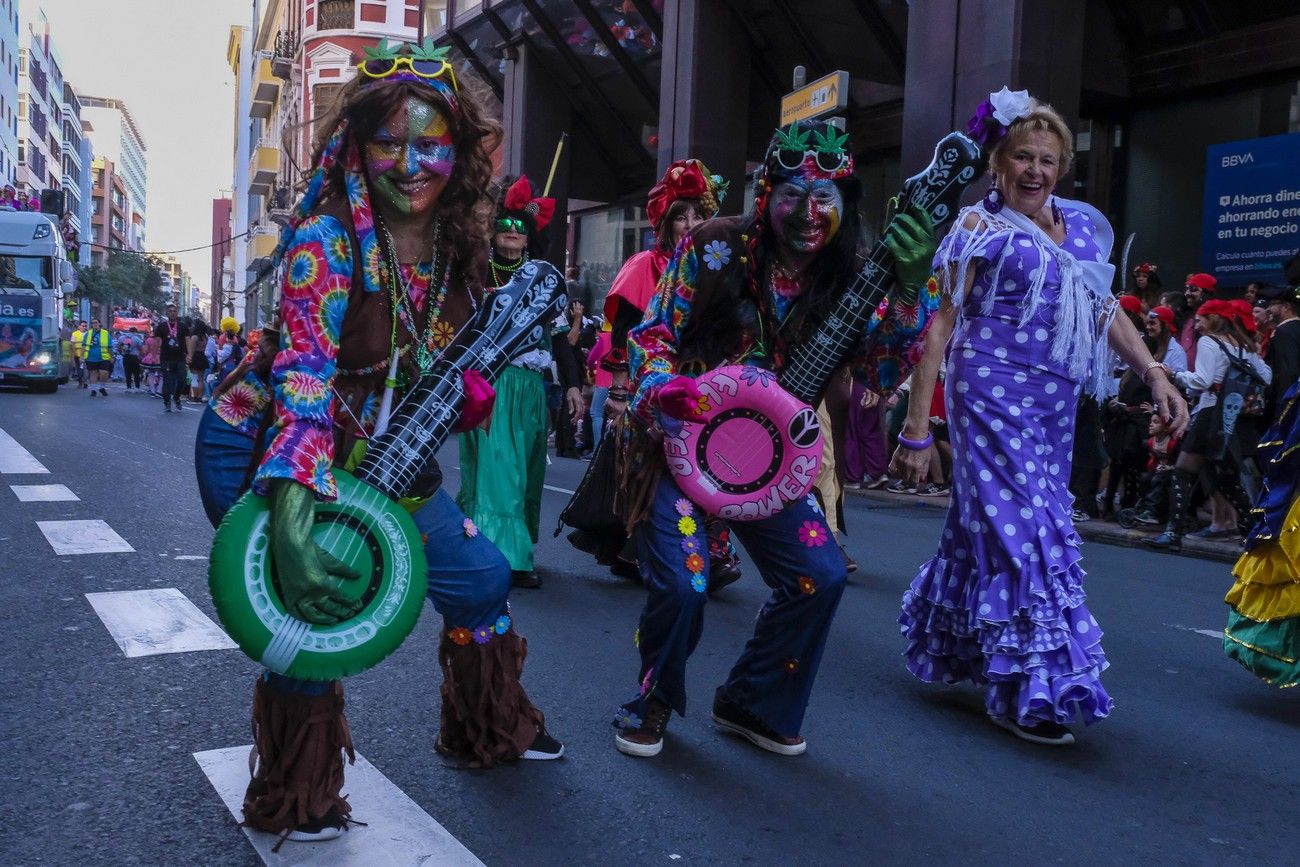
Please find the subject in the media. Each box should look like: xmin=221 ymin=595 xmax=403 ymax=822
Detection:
xmin=1050 ymin=196 xmax=1063 ymax=226
xmin=983 ymin=180 xmax=1003 ymax=214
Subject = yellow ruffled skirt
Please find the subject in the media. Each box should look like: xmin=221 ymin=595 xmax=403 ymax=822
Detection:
xmin=1223 ymin=497 xmax=1300 ymax=687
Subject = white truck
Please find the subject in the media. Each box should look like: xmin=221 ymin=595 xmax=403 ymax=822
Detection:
xmin=0 ymin=210 xmax=75 ymax=392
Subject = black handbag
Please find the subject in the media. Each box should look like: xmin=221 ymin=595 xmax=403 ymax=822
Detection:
xmin=555 ymin=424 xmax=627 ymax=562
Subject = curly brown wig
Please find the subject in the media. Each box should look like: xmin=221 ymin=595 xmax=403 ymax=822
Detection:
xmin=301 ymin=73 xmax=502 ymax=268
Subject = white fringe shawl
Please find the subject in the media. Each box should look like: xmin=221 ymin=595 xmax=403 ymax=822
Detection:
xmin=935 ymin=198 xmax=1119 ymax=402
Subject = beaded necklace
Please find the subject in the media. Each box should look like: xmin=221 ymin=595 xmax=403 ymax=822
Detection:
xmin=379 ymin=219 xmax=451 ymax=376
xmin=488 ymin=247 xmax=527 ymax=289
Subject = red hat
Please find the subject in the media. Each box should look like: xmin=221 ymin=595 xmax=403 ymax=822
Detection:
xmin=1229 ymin=299 xmax=1256 ymax=333
xmin=1185 ymin=272 xmax=1217 ymax=292
xmin=646 ymin=159 xmax=727 ymax=232
xmin=1198 ymin=299 xmax=1235 ymax=319
xmin=1148 ymin=305 xmax=1175 ymax=328
xmin=1117 ymin=294 xmax=1143 ymax=315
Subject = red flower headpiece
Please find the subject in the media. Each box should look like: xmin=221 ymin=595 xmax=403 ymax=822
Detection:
xmin=646 ymin=159 xmax=727 ymax=232
xmin=1133 ymin=262 xmax=1157 ymax=275
xmin=500 ymin=174 xmax=555 ymax=233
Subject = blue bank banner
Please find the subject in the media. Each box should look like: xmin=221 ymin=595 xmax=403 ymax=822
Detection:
xmin=0 ymin=291 xmax=41 ymax=370
xmin=1201 ymin=132 xmax=1300 ymax=285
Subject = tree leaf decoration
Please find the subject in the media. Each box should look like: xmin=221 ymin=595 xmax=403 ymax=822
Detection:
xmin=812 ymin=127 xmax=850 ymax=155
xmin=408 ymin=38 xmax=451 ymax=63
xmin=774 ymin=125 xmax=811 ymax=152
xmin=363 ymin=38 xmax=402 ymax=62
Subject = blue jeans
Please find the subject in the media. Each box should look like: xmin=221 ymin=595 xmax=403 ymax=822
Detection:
xmin=195 ymin=410 xmax=512 ymax=685
xmin=617 ymin=476 xmax=847 ymax=738
xmin=589 ymin=385 xmax=608 ymax=447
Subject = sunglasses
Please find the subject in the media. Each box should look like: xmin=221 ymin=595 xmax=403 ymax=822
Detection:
xmin=358 ymin=56 xmax=459 ymax=93
xmin=775 ymin=147 xmax=849 ymax=174
xmin=496 ymin=217 xmax=527 ymax=234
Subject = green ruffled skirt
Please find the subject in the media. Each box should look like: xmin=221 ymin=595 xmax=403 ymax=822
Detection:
xmin=456 ymin=365 xmax=548 ymax=571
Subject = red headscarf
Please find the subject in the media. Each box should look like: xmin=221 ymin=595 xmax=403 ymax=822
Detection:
xmin=1117 ymin=294 xmax=1143 ymax=316
xmin=1148 ymin=305 xmax=1175 ymax=328
xmin=1198 ymin=299 xmax=1235 ymax=319
xmin=1229 ymin=299 xmax=1256 ymax=333
xmin=1185 ymin=272 xmax=1217 ymax=292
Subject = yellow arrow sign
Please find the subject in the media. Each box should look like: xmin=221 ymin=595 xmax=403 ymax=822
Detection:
xmin=780 ymin=71 xmax=849 ymax=126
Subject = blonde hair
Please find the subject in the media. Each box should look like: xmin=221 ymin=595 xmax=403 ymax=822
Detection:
xmin=990 ymin=98 xmax=1074 ymax=175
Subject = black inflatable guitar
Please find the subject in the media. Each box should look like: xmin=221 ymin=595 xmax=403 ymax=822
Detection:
xmin=209 ymin=261 xmax=566 ymax=679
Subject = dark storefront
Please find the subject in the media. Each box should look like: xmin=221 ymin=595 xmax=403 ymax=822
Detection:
xmin=421 ymin=0 xmax=1300 ymax=304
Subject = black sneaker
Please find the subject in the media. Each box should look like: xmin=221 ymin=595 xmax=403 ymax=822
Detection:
xmin=707 ymin=558 xmax=742 ymax=594
xmin=1143 ymin=531 xmax=1181 ymax=552
xmin=990 ymin=716 xmax=1075 ymax=746
xmin=511 ymin=570 xmax=541 ymax=589
xmin=885 ymin=479 xmax=917 ymax=495
xmin=915 ymin=482 xmax=950 ymax=497
xmin=100 ymin=387 xmax=108 ymax=396
xmin=711 ymin=690 xmax=806 ymax=756
xmin=1132 ymin=509 xmax=1160 ymax=526
xmin=521 ymin=728 xmax=565 ymax=760
xmin=284 ymin=808 xmax=347 ymax=843
xmin=615 ymin=699 xmax=671 ymax=757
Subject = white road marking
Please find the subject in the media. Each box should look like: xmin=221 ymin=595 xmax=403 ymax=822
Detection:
xmin=37 ymin=519 xmax=135 ymax=555
xmin=0 ymin=428 xmax=49 ymax=473
xmin=1167 ymin=623 xmax=1224 ymax=640
xmin=86 ymin=588 xmax=237 ymax=657
xmin=194 ymin=745 xmax=485 ymax=866
xmin=10 ymin=483 xmax=79 ymax=502
xmin=174 ymin=554 xmax=209 ymax=561
xmin=544 ymin=484 xmax=575 ymax=495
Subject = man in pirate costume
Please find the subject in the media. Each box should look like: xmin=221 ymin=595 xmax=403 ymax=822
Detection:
xmin=195 ymin=41 xmax=562 ymax=848
xmin=612 ymin=121 xmax=940 ymax=757
xmin=456 ymin=175 xmax=581 ymax=589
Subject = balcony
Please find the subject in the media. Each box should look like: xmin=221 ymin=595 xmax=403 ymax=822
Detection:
xmin=317 ymin=0 xmax=354 ymax=31
xmin=249 ymin=226 xmax=278 ymax=261
xmin=267 ymin=185 xmax=293 ymax=226
xmin=272 ymin=30 xmax=297 ymax=79
xmin=249 ymin=143 xmax=280 ymax=196
xmin=251 ymin=58 xmax=280 ymax=119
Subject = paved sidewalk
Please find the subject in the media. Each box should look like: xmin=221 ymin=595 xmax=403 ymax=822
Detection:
xmin=845 ymin=485 xmax=1241 ymax=564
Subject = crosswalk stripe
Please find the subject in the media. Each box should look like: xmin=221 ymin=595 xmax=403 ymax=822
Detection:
xmin=10 ymin=483 xmax=79 ymax=502
xmin=37 ymin=519 xmax=135 ymax=555
xmin=194 ymin=745 xmax=485 ymax=866
xmin=86 ymin=588 xmax=237 ymax=657
xmin=0 ymin=428 xmax=49 ymax=474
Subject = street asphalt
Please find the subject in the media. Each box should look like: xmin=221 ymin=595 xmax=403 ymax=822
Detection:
xmin=1 ymin=381 xmax=1295 ymax=866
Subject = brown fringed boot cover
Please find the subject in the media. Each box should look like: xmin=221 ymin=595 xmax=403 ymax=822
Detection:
xmin=437 ymin=627 xmax=545 ymax=768
xmin=243 ymin=677 xmax=356 ymax=834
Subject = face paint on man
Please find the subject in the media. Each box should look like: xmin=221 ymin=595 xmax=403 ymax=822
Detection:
xmin=366 ymin=96 xmax=456 ymax=215
xmin=768 ymin=177 xmax=843 ymax=255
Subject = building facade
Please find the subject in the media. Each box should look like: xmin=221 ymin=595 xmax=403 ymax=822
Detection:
xmin=420 ymin=0 xmax=1300 ymax=299
xmin=17 ymin=3 xmax=66 ymax=196
xmin=210 ymin=196 xmax=232 ymax=326
xmin=89 ymin=155 xmax=126 ymax=267
xmin=80 ymin=95 xmax=147 ymax=250
xmin=227 ymin=0 xmax=420 ymax=322
xmin=59 ymin=81 xmax=83 ymax=235
xmin=0 ymin=0 xmax=19 ymax=185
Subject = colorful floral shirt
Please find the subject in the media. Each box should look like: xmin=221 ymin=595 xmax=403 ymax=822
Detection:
xmin=209 ymin=369 xmax=271 ymax=438
xmin=628 ymin=217 xmax=939 ymax=424
xmin=252 ymin=214 xmax=435 ymax=500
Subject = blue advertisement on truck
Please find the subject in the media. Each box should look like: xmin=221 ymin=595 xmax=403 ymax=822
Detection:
xmin=1200 ymin=132 xmax=1300 ymax=286
xmin=0 ymin=210 xmax=74 ymax=391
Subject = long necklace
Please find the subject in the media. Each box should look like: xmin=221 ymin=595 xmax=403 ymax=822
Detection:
xmin=379 ymin=219 xmax=450 ymax=375
xmin=488 ymin=246 xmax=526 ymax=289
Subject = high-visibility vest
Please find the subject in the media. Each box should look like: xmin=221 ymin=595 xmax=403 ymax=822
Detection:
xmin=81 ymin=329 xmax=110 ymax=357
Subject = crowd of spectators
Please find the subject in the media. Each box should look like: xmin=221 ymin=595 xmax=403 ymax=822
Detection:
xmin=845 ymin=256 xmax=1300 ymax=550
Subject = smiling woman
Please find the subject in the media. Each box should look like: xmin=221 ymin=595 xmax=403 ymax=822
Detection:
xmin=193 ymin=39 xmax=563 ymax=848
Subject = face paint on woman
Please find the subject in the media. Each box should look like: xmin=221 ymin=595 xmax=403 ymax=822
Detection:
xmin=769 ymin=177 xmax=843 ymax=255
xmin=366 ymin=96 xmax=456 ymax=215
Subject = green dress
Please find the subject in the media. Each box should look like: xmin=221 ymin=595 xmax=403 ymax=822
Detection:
xmin=456 ymin=348 xmax=549 ymax=572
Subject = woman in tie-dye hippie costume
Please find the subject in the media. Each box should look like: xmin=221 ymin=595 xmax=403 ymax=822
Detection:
xmin=611 ymin=120 xmax=940 ymax=759
xmin=193 ymin=40 xmax=562 ymax=849
xmin=891 ymin=89 xmax=1187 ymax=747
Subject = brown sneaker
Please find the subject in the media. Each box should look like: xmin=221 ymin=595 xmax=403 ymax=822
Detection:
xmin=614 ymin=699 xmax=671 ymax=757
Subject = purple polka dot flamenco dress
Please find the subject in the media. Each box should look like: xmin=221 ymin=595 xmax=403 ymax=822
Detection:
xmin=899 ymin=197 xmax=1120 ymax=728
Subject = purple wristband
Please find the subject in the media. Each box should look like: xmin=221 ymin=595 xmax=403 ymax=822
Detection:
xmin=896 ymin=431 xmax=934 ymax=451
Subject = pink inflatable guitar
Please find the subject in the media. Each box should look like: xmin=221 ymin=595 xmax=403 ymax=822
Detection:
xmin=668 ymin=131 xmax=985 ymax=520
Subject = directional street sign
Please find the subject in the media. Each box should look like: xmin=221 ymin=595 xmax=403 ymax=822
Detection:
xmin=780 ymin=70 xmax=849 ymax=126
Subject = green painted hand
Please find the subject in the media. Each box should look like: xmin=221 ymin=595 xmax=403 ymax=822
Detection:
xmin=268 ymin=480 xmax=364 ymax=626
xmin=883 ymin=206 xmax=938 ymax=303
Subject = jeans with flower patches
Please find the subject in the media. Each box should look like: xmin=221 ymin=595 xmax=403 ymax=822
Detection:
xmin=618 ymin=475 xmax=848 ymax=739
xmin=196 ymin=423 xmax=513 ymax=688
